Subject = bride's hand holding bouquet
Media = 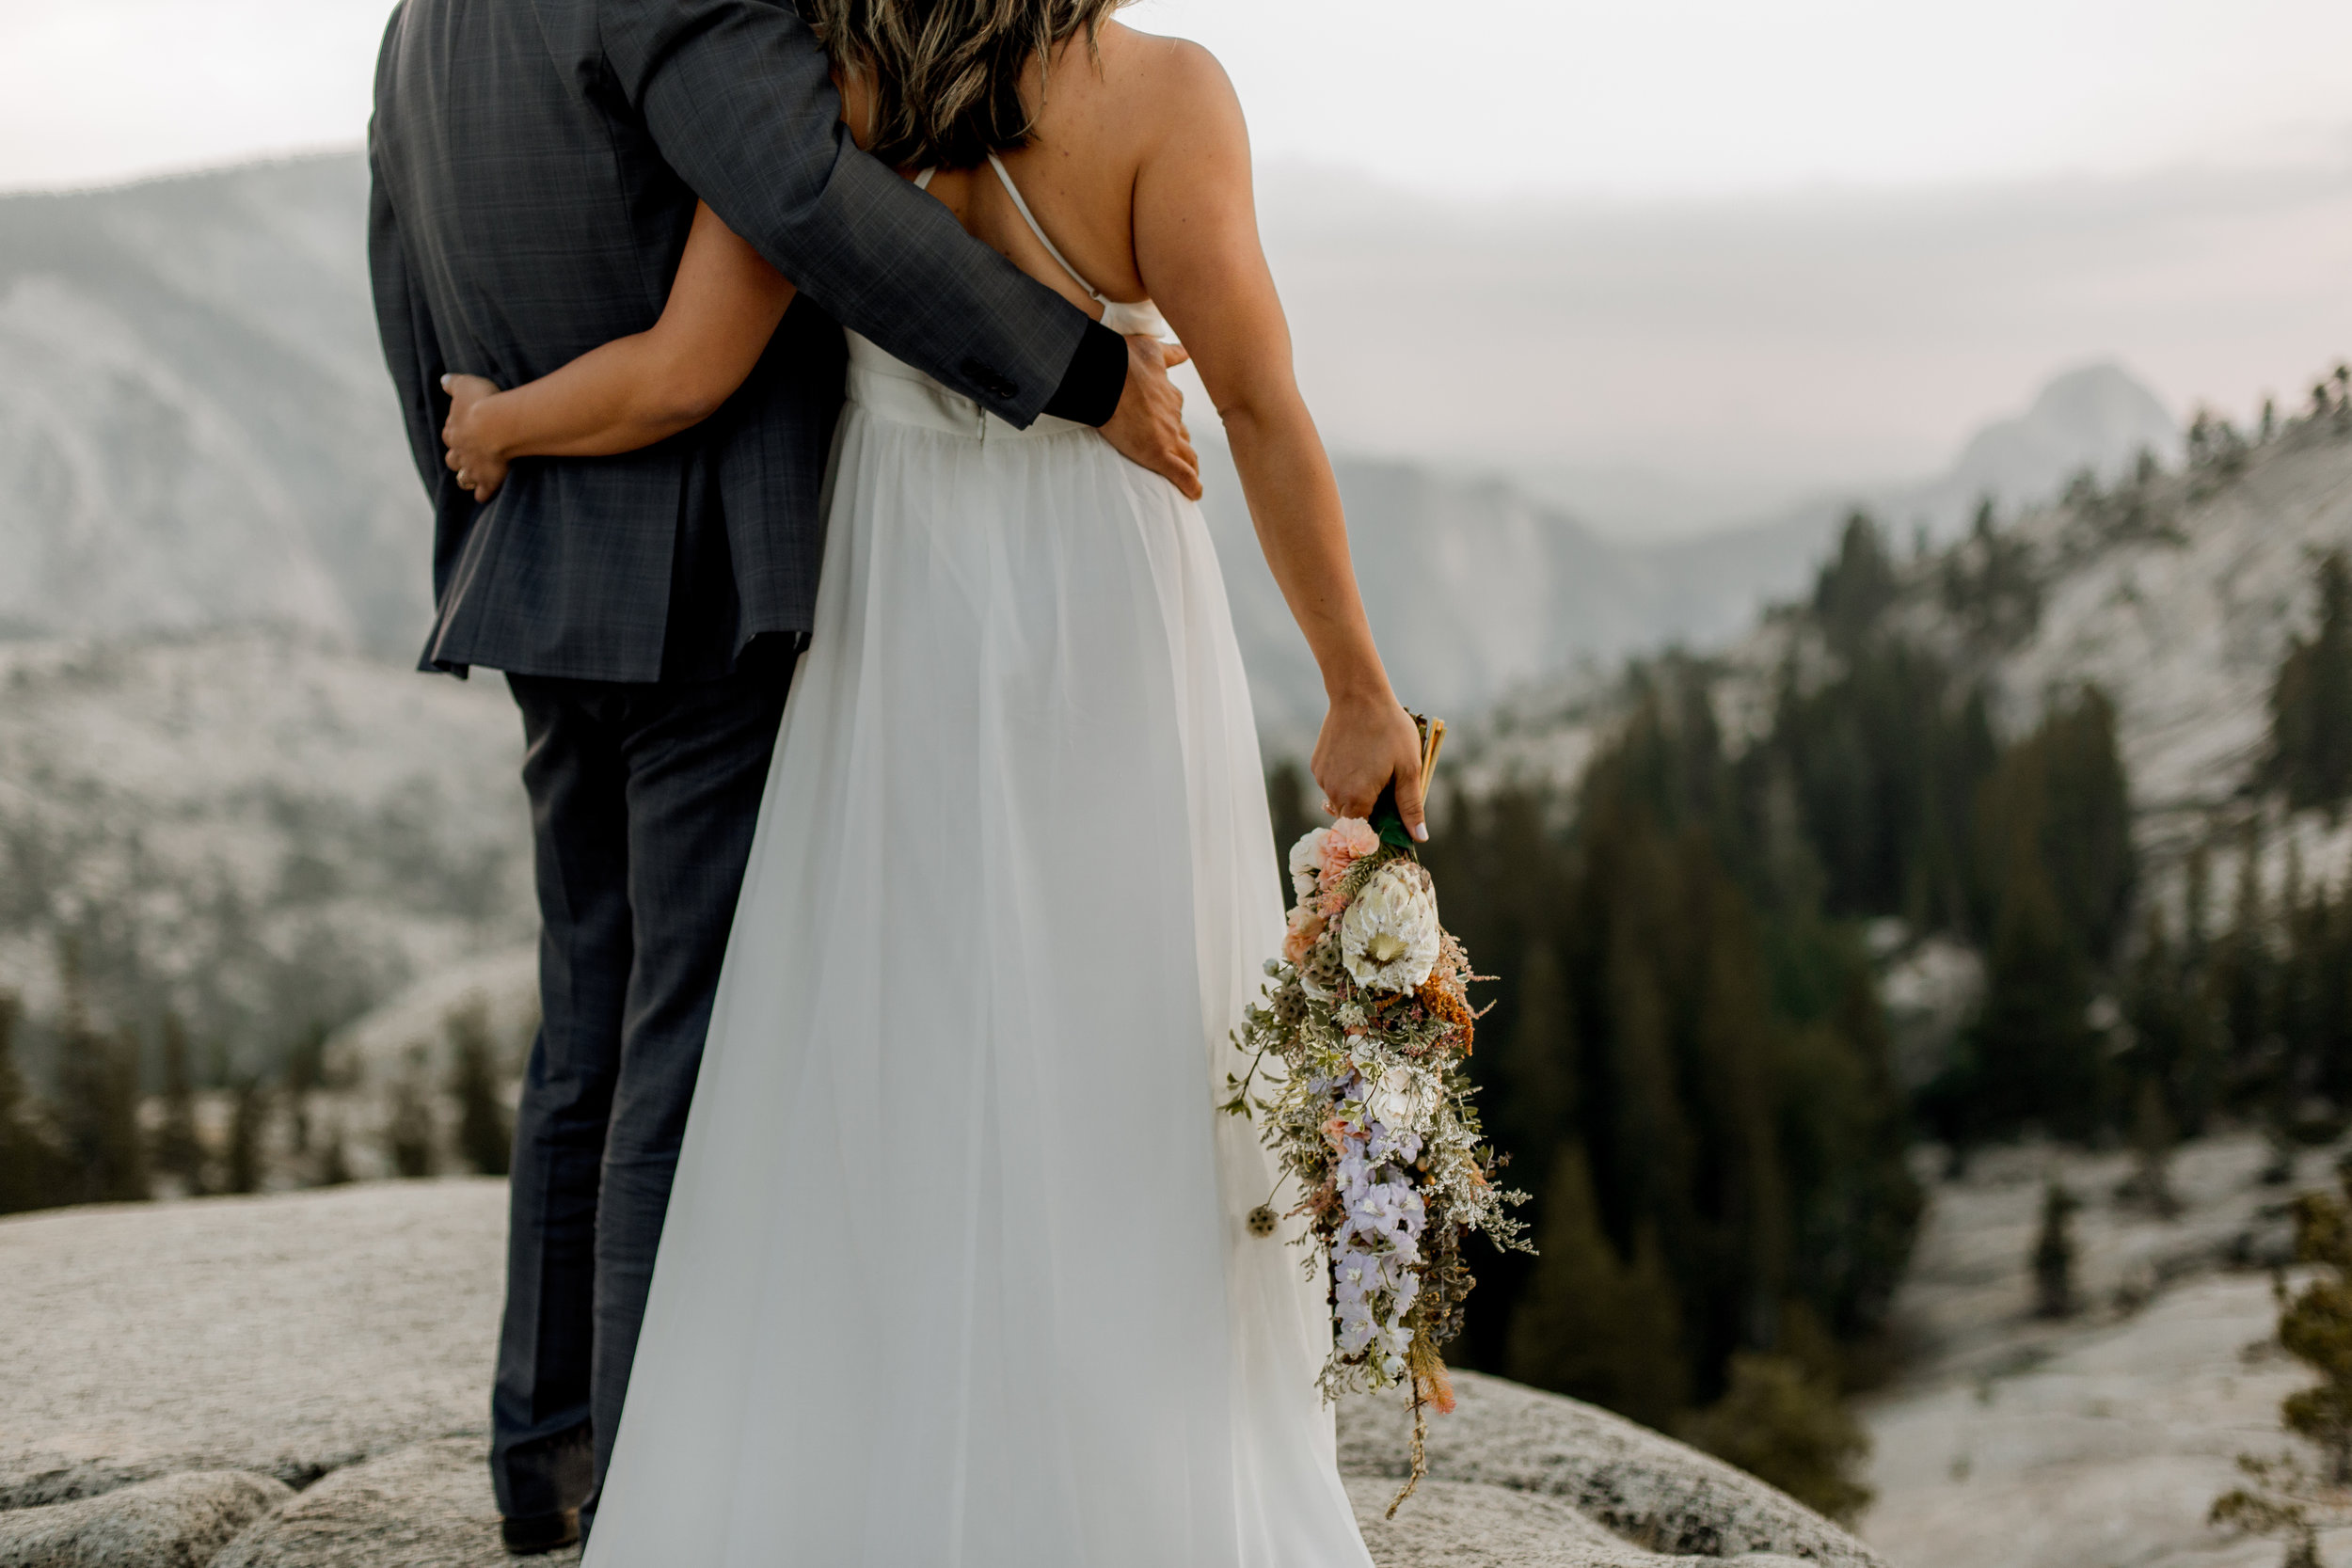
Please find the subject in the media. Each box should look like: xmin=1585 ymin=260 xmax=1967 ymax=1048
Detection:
xmin=1313 ymin=680 xmax=1430 ymax=843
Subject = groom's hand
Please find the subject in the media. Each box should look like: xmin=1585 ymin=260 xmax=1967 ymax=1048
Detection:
xmin=1100 ymin=336 xmax=1201 ymax=499
xmin=440 ymin=373 xmax=511 ymax=502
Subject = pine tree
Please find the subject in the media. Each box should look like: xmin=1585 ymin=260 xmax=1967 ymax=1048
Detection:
xmin=1493 ymin=942 xmax=1575 ymax=1179
xmin=1778 ymin=975 xmax=1922 ymax=1356
xmin=1969 ymin=822 xmax=2099 ymax=1139
xmin=1601 ymin=933 xmax=1697 ymax=1289
xmin=2316 ymin=886 xmax=2352 ymax=1108
xmin=50 ymin=937 xmax=148 ymax=1206
xmin=2032 ymin=1180 xmax=2081 ymax=1319
xmin=2277 ymin=852 xmax=2330 ymax=1119
xmin=2217 ymin=822 xmax=2278 ymax=1113
xmin=54 ymin=1029 xmax=150 ymax=1206
xmin=2126 ymin=908 xmax=2185 ymax=1106
xmin=315 ymin=1117 xmax=354 ymax=1186
xmin=2265 ymin=552 xmax=2352 ymax=814
xmin=223 ymin=1077 xmax=268 ymax=1196
xmin=2278 ymin=1180 xmax=2352 ymax=1481
xmin=385 ymin=1046 xmax=438 ymax=1179
xmin=0 ymin=993 xmax=65 ymax=1215
xmin=448 ymin=1003 xmax=513 ymax=1178
xmin=1680 ymin=1353 xmax=1875 ymax=1525
xmin=283 ymin=1023 xmax=326 ymax=1160
xmin=1690 ymin=879 xmax=1791 ymax=1375
xmin=2034 ymin=688 xmax=2137 ymax=966
xmin=2124 ymin=1078 xmax=2182 ymax=1218
xmin=1813 ymin=512 xmax=1900 ymax=654
xmin=1957 ymin=692 xmax=2130 ymax=1140
xmin=1506 ymin=1144 xmax=1689 ymax=1430
xmin=1941 ymin=503 xmax=2042 ymax=650
xmin=151 ymin=1012 xmax=208 ymax=1197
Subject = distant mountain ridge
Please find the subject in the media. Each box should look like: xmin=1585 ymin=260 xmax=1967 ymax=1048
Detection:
xmin=1460 ymin=403 xmax=2352 ymax=849
xmin=0 ymin=153 xmax=2176 ymax=746
xmin=1213 ymin=364 xmax=2179 ymax=749
xmin=0 ymin=156 xmax=425 ymax=654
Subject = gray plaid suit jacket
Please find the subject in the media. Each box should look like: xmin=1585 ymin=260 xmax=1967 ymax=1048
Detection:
xmin=368 ymin=0 xmax=1118 ymax=682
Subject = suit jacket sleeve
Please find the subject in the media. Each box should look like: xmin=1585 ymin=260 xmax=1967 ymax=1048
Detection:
xmin=367 ymin=143 xmax=472 ymax=595
xmin=594 ymin=0 xmax=1108 ymax=428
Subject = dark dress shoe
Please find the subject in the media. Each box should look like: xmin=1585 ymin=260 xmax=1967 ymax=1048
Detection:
xmin=501 ymin=1509 xmax=580 ymax=1555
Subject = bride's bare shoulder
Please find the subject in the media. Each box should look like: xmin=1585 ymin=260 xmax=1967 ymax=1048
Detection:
xmin=1093 ymin=23 xmax=1245 ymax=130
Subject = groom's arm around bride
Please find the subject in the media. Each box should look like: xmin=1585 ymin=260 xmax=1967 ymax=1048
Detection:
xmin=370 ymin=0 xmax=1195 ymax=686
xmin=365 ymin=0 xmax=1192 ymax=1549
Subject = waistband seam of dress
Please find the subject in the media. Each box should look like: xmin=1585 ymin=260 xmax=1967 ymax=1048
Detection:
xmin=845 ymin=373 xmax=1095 ymax=444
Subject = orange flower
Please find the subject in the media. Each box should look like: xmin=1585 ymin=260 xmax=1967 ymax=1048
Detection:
xmin=1416 ymin=975 xmax=1476 ymax=1055
xmin=1414 ymin=1356 xmax=1457 ymax=1416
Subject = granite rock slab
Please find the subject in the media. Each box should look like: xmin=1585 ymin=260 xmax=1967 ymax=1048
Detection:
xmin=1339 ymin=1375 xmax=1883 ymax=1566
xmin=0 ymin=1182 xmax=505 ymax=1509
xmin=0 ymin=1470 xmax=290 ymax=1568
xmin=1350 ymin=1478 xmax=1824 ymax=1568
xmin=210 ymin=1440 xmax=573 ymax=1568
xmin=3 ymin=1184 xmax=1887 ymax=1566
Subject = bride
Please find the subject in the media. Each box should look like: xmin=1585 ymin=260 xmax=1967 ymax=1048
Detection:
xmin=440 ymin=2 xmax=1422 ymax=1560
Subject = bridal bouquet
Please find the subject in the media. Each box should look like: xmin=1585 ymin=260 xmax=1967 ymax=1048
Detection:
xmin=1225 ymin=719 xmax=1528 ymax=1513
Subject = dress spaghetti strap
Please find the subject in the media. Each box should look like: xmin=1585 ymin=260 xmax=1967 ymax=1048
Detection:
xmin=912 ymin=158 xmax=1169 ymax=340
xmin=986 ymin=153 xmax=1106 ymax=303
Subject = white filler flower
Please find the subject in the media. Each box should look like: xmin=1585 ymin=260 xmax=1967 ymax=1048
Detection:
xmin=1340 ymin=861 xmax=1440 ymax=992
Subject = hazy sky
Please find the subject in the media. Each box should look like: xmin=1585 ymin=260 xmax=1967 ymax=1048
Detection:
xmin=4 ymin=0 xmax=2346 ymax=196
xmin=1255 ymin=160 xmax=2352 ymax=532
xmin=2 ymin=0 xmax=2345 ymax=534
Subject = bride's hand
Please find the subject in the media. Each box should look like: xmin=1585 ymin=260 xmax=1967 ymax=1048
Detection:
xmin=440 ymin=372 xmax=510 ymax=501
xmin=1311 ymin=689 xmax=1427 ymax=842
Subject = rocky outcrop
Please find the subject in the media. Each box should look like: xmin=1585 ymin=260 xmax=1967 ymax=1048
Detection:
xmin=0 ymin=1183 xmax=510 ymax=1512
xmin=0 ymin=1472 xmax=290 ymax=1568
xmin=0 ymin=1184 xmax=1884 ymax=1567
xmin=208 ymin=1441 xmax=573 ymax=1568
xmin=1345 ymin=1479 xmax=1823 ymax=1567
xmin=1340 ymin=1378 xmax=1878 ymax=1565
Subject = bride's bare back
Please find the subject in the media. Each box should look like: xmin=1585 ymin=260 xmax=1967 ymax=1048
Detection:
xmin=443 ymin=23 xmax=1426 ymax=836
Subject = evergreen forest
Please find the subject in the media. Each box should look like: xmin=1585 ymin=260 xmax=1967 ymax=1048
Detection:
xmin=1262 ymin=458 xmax=2352 ymax=1514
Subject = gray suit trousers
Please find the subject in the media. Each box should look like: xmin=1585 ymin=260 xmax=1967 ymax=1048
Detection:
xmin=490 ymin=658 xmax=792 ymax=1519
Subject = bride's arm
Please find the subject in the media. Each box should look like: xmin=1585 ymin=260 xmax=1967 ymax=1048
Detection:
xmin=439 ymin=202 xmax=797 ymax=500
xmin=1132 ymin=47 xmax=1425 ymax=838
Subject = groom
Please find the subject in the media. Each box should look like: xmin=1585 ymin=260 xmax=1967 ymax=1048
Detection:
xmin=367 ymin=0 xmax=1197 ymax=1552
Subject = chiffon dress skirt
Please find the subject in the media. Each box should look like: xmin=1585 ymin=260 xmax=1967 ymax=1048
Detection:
xmin=581 ymin=328 xmax=1376 ymax=1567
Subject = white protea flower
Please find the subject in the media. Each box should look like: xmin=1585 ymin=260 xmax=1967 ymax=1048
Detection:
xmin=1340 ymin=860 xmax=1440 ymax=992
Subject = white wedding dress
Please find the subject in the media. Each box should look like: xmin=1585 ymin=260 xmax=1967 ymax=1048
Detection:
xmin=581 ymin=161 xmax=1375 ymax=1567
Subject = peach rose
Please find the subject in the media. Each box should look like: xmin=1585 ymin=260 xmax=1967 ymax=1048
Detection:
xmin=1318 ymin=816 xmax=1383 ymax=896
xmin=1280 ymin=904 xmax=1327 ymax=965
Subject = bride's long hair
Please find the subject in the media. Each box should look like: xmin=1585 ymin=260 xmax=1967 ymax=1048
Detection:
xmin=803 ymin=0 xmax=1126 ymax=172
